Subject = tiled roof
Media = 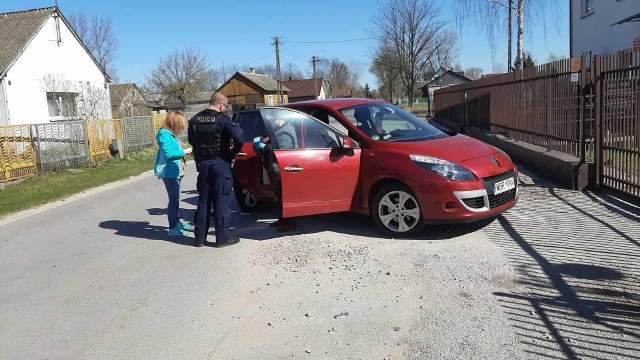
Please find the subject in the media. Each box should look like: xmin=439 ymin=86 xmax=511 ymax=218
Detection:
xmin=281 ymin=78 xmax=325 ymax=98
xmin=0 ymin=7 xmax=55 ymax=76
xmin=236 ymin=71 xmax=290 ymax=92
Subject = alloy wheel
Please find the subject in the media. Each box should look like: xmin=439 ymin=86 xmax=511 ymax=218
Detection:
xmin=376 ymin=189 xmax=422 ymax=234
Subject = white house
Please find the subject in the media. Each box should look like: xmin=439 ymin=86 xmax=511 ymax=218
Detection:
xmin=570 ymin=0 xmax=640 ymax=57
xmin=0 ymin=7 xmax=111 ymax=125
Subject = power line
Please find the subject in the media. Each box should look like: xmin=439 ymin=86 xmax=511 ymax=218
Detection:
xmin=286 ymin=37 xmax=375 ymax=44
xmin=237 ymin=51 xmax=275 ymax=70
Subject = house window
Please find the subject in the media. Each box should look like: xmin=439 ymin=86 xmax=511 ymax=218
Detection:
xmin=47 ymin=92 xmax=77 ymax=118
xmin=582 ymin=0 xmax=595 ymax=17
xmin=267 ymin=95 xmax=274 ymax=106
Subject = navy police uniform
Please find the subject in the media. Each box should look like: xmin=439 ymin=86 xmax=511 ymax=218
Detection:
xmin=188 ymin=109 xmax=243 ymax=246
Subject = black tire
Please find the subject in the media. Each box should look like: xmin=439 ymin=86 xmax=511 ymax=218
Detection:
xmin=233 ymin=180 xmax=260 ymax=214
xmin=371 ymin=184 xmax=425 ymax=237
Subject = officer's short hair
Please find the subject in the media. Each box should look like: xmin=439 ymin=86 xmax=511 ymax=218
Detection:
xmin=210 ymin=92 xmax=228 ymax=106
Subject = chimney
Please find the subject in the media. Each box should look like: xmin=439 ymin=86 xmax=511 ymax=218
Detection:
xmin=249 ymin=67 xmax=256 ymax=74
xmin=289 ymin=76 xmax=292 ymax=81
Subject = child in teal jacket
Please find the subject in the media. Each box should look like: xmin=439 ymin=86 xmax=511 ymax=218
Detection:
xmin=154 ymin=111 xmax=192 ymax=235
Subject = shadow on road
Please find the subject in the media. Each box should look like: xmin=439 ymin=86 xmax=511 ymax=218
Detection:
xmin=485 ymin=165 xmax=640 ymax=359
xmin=225 ymin=200 xmax=495 ymax=242
xmin=99 ymin=220 xmax=193 ymax=246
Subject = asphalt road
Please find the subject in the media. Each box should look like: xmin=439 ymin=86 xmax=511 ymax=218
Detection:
xmin=1 ymin=162 xmax=638 ymax=359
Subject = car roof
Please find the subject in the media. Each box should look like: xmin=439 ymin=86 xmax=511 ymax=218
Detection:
xmin=284 ymin=97 xmax=387 ymax=110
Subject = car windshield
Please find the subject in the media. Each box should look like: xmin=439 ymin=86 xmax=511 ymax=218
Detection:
xmin=339 ymin=103 xmax=447 ymax=142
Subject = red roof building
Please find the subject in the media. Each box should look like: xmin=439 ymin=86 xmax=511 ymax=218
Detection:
xmin=281 ymin=78 xmax=331 ymax=103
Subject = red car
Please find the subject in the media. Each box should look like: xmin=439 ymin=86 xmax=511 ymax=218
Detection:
xmin=232 ymin=98 xmax=518 ymax=236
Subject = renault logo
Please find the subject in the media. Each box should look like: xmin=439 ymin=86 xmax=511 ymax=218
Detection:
xmin=490 ymin=157 xmax=500 ymax=166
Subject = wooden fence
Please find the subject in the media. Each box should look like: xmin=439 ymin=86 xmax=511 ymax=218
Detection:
xmin=434 ymin=51 xmax=639 ymax=199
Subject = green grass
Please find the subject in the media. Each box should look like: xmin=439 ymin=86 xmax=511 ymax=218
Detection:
xmin=0 ymin=147 xmax=157 ymax=219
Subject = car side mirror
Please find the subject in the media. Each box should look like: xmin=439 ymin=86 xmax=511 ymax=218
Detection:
xmin=341 ymin=136 xmax=355 ymax=149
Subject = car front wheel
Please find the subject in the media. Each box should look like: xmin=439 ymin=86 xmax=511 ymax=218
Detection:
xmin=233 ymin=180 xmax=259 ymax=214
xmin=372 ymin=184 xmax=425 ymax=236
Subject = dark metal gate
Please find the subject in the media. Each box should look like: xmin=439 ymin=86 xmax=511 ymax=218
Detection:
xmin=594 ymin=52 xmax=640 ymax=199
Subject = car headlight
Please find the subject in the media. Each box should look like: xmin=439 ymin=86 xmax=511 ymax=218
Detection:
xmin=409 ymin=154 xmax=477 ymax=181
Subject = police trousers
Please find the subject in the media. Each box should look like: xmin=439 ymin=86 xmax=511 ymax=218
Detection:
xmin=194 ymin=159 xmax=233 ymax=244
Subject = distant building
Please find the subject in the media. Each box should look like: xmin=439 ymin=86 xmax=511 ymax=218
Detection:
xmin=0 ymin=7 xmax=111 ymax=125
xmin=217 ymin=69 xmax=290 ymax=111
xmin=109 ymin=83 xmax=150 ymax=118
xmin=419 ymin=68 xmax=471 ymax=113
xmin=570 ymin=0 xmax=640 ymax=57
xmin=281 ymin=77 xmax=330 ymax=103
xmin=145 ymin=92 xmax=214 ymax=114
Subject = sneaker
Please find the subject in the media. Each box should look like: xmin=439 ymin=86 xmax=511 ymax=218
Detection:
xmin=168 ymin=227 xmax=187 ymax=236
xmin=178 ymin=222 xmax=191 ymax=229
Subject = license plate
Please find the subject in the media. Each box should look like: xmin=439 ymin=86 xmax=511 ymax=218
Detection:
xmin=493 ymin=177 xmax=515 ymax=195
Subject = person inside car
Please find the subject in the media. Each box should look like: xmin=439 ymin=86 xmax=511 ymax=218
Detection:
xmin=252 ymin=133 xmax=297 ymax=232
xmin=272 ymin=116 xmax=297 ymax=149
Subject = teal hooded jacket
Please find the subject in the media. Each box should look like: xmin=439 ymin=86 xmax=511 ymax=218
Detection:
xmin=154 ymin=128 xmax=186 ymax=179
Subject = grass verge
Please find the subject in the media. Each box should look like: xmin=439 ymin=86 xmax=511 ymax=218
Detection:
xmin=0 ymin=147 xmax=157 ymax=219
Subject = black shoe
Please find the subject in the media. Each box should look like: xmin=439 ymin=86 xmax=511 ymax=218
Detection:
xmin=194 ymin=240 xmax=205 ymax=248
xmin=214 ymin=237 xmax=240 ymax=248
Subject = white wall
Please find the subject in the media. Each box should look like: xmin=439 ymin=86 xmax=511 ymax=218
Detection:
xmin=0 ymin=79 xmax=8 ymax=125
xmin=571 ymin=0 xmax=640 ymax=56
xmin=319 ymin=83 xmax=327 ymax=100
xmin=4 ymin=15 xmax=111 ymax=125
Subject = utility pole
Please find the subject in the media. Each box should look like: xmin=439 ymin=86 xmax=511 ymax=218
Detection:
xmin=273 ymin=36 xmax=282 ymax=105
xmin=311 ymin=56 xmax=320 ymax=78
xmin=508 ymin=0 xmax=512 ymax=72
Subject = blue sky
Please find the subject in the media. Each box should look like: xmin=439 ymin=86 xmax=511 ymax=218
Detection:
xmin=3 ymin=0 xmax=569 ymax=88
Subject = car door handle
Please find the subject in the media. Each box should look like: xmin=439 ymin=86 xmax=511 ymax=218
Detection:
xmin=236 ymin=152 xmax=248 ymax=156
xmin=283 ymin=166 xmax=304 ymax=172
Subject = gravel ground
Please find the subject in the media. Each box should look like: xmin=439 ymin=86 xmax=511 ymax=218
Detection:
xmin=0 ymin=162 xmax=638 ymax=359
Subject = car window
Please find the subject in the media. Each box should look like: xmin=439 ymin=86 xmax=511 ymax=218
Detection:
xmin=261 ymin=108 xmax=342 ymax=149
xmin=302 ymin=118 xmax=341 ymax=149
xmin=236 ymin=111 xmax=267 ymax=142
xmin=308 ymin=109 xmax=349 ymax=135
xmin=339 ymin=103 xmax=447 ymax=142
xmin=261 ymin=108 xmax=301 ymax=150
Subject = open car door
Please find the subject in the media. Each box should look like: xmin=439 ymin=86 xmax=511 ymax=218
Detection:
xmin=261 ymin=108 xmax=361 ymax=218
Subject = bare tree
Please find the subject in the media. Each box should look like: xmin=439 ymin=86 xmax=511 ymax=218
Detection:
xmin=453 ymin=0 xmax=557 ymax=70
xmin=316 ymin=57 xmax=360 ymax=96
xmin=372 ymin=0 xmax=448 ymax=106
xmin=212 ymin=63 xmax=242 ymax=89
xmin=67 ymin=13 xmax=119 ymax=81
xmin=146 ymin=46 xmax=214 ymax=107
xmin=464 ymin=67 xmax=484 ymax=80
xmin=80 ymin=83 xmax=112 ymax=120
xmin=370 ymin=44 xmax=403 ymax=102
xmin=281 ymin=62 xmax=304 ymax=80
xmin=254 ymin=64 xmax=277 ymax=77
xmin=432 ymin=30 xmax=460 ymax=70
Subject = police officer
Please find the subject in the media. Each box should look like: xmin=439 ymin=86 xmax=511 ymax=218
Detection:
xmin=188 ymin=92 xmax=244 ymax=247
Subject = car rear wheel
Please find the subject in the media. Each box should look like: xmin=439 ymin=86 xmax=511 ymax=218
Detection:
xmin=233 ymin=180 xmax=259 ymax=214
xmin=372 ymin=184 xmax=425 ymax=236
